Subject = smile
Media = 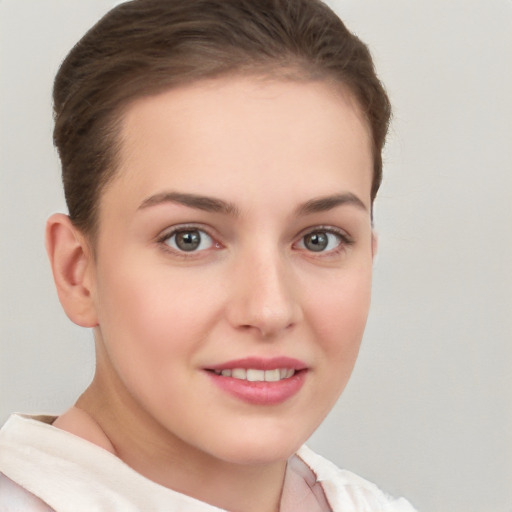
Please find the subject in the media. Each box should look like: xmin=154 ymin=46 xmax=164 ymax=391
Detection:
xmin=205 ymin=357 xmax=307 ymax=405
xmin=211 ymin=368 xmax=296 ymax=381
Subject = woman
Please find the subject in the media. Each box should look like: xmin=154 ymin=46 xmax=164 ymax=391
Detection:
xmin=0 ymin=1 xmax=416 ymax=510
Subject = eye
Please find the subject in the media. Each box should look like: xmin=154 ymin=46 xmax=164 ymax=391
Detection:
xmin=296 ymin=229 xmax=350 ymax=253
xmin=163 ymin=228 xmax=214 ymax=252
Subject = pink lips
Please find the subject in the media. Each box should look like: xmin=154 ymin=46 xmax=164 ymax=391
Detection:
xmin=205 ymin=357 xmax=308 ymax=405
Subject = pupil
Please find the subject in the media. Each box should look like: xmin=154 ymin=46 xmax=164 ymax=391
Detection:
xmin=305 ymin=232 xmax=328 ymax=252
xmin=176 ymin=231 xmax=200 ymax=251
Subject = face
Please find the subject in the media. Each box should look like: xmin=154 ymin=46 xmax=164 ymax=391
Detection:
xmin=88 ymin=76 xmax=375 ymax=466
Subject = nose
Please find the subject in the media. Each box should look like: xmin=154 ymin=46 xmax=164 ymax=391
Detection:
xmin=225 ymin=249 xmax=303 ymax=338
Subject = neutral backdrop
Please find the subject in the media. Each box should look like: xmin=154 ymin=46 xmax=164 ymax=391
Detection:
xmin=1 ymin=1 xmax=511 ymax=511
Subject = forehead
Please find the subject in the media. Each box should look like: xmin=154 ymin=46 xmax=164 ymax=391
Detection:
xmin=104 ymin=76 xmax=373 ymax=215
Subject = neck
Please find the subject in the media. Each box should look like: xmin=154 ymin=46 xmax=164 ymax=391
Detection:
xmin=64 ymin=358 xmax=287 ymax=512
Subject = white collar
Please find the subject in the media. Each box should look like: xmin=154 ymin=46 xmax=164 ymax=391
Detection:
xmin=0 ymin=414 xmax=416 ymax=512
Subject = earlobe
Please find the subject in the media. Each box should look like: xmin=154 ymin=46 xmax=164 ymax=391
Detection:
xmin=45 ymin=213 xmax=98 ymax=328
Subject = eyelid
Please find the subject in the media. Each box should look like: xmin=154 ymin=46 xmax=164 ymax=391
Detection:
xmin=156 ymin=223 xmax=222 ymax=255
xmin=293 ymin=225 xmax=354 ymax=252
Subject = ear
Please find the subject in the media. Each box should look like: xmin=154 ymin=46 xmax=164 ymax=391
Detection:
xmin=45 ymin=213 xmax=98 ymax=327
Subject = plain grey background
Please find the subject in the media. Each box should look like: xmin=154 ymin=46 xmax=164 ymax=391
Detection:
xmin=1 ymin=1 xmax=511 ymax=511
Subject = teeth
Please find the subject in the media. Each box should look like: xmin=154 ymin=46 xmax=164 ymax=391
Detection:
xmin=213 ymin=368 xmax=296 ymax=382
xmin=246 ymin=369 xmax=265 ymax=382
xmin=232 ymin=368 xmax=247 ymax=380
xmin=264 ymin=369 xmax=281 ymax=382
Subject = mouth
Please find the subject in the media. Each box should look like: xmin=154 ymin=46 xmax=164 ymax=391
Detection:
xmin=209 ymin=368 xmax=297 ymax=382
xmin=204 ymin=357 xmax=308 ymax=405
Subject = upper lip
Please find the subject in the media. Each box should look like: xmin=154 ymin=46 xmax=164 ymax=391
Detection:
xmin=206 ymin=356 xmax=308 ymax=372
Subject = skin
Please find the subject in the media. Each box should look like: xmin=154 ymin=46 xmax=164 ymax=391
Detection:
xmin=47 ymin=76 xmax=375 ymax=512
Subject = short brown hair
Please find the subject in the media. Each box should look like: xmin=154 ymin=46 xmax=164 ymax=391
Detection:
xmin=53 ymin=0 xmax=391 ymax=236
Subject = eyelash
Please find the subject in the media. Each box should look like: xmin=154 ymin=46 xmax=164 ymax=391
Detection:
xmin=294 ymin=226 xmax=354 ymax=256
xmin=156 ymin=224 xmax=219 ymax=257
xmin=156 ymin=224 xmax=354 ymax=257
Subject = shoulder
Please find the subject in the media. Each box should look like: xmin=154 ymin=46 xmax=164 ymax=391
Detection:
xmin=297 ymin=446 xmax=417 ymax=512
xmin=0 ymin=473 xmax=56 ymax=512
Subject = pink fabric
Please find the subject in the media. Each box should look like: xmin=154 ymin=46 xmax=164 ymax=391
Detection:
xmin=280 ymin=454 xmax=332 ymax=512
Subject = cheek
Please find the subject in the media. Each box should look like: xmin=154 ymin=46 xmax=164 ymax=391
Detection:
xmin=93 ymin=259 xmax=223 ymax=362
xmin=293 ymin=266 xmax=373 ymax=434
xmin=306 ymin=266 xmax=373 ymax=359
xmin=92 ymin=265 xmax=210 ymax=408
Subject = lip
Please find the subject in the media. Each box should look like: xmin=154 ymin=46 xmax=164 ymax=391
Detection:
xmin=204 ymin=357 xmax=308 ymax=405
xmin=206 ymin=356 xmax=308 ymax=372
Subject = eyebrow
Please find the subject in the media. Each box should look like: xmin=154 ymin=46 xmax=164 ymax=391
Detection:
xmin=138 ymin=191 xmax=240 ymax=216
xmin=296 ymin=193 xmax=367 ymax=215
xmin=138 ymin=191 xmax=367 ymax=217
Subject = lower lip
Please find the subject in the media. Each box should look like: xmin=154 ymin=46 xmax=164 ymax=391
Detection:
xmin=206 ymin=370 xmax=307 ymax=405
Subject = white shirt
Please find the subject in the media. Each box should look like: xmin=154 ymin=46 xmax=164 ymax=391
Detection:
xmin=0 ymin=414 xmax=416 ymax=512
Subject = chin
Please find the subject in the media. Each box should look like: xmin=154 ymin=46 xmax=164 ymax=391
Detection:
xmin=205 ymin=421 xmax=313 ymax=466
